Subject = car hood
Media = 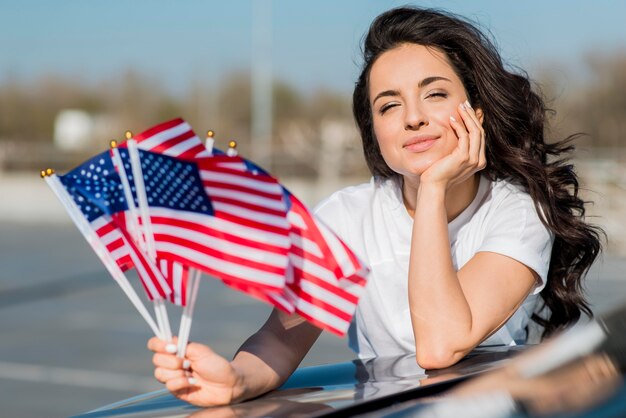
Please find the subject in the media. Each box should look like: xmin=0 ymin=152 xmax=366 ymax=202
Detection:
xmin=72 ymin=346 xmax=526 ymax=418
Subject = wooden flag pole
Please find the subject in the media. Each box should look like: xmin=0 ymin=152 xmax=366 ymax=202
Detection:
xmin=43 ymin=170 xmax=163 ymax=338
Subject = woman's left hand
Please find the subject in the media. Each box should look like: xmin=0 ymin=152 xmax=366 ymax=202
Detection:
xmin=420 ymin=101 xmax=486 ymax=189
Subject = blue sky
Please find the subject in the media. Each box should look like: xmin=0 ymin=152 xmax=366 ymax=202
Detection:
xmin=2 ymin=0 xmax=626 ymax=95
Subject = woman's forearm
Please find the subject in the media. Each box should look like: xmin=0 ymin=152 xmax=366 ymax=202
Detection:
xmin=408 ymin=182 xmax=474 ymax=368
xmin=231 ymin=311 xmax=322 ymax=402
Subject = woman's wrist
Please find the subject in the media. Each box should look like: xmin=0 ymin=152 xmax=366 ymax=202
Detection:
xmin=228 ymin=361 xmax=250 ymax=403
xmin=417 ymin=180 xmax=447 ymax=202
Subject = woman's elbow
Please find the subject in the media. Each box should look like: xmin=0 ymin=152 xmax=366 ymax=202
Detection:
xmin=415 ymin=347 xmax=465 ymax=370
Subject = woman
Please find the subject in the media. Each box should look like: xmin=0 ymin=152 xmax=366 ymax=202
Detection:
xmin=148 ymin=7 xmax=602 ymax=406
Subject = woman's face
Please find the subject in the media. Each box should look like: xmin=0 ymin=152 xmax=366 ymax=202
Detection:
xmin=369 ymin=43 xmax=474 ymax=180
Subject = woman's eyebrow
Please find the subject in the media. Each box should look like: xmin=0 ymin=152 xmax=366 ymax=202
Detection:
xmin=372 ymin=89 xmax=399 ymax=106
xmin=372 ymin=76 xmax=452 ymax=105
xmin=418 ymin=76 xmax=451 ymax=88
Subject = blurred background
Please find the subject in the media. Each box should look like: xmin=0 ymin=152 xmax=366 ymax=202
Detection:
xmin=1 ymin=1 xmax=626 ymax=417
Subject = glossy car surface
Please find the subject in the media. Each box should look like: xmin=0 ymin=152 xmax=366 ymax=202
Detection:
xmin=73 ymin=346 xmax=527 ymax=418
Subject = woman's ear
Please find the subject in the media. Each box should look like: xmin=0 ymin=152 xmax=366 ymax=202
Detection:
xmin=475 ymin=108 xmax=484 ymax=125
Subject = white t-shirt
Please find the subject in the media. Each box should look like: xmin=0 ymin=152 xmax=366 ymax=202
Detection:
xmin=314 ymin=176 xmax=554 ymax=359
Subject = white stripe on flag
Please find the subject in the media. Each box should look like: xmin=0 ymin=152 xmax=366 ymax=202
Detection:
xmin=214 ymin=162 xmax=248 ymax=170
xmin=201 ymin=171 xmax=285 ymax=195
xmin=290 ymin=254 xmax=337 ymax=284
xmin=338 ymin=277 xmax=368 ymax=300
xmin=152 ymin=223 xmax=288 ymax=267
xmin=211 ymin=202 xmax=290 ymax=229
xmin=205 ymin=188 xmax=287 ymax=212
xmin=137 ymin=122 xmax=194 ymax=151
xmin=149 ymin=208 xmax=291 ymax=249
xmin=128 ymin=248 xmax=164 ymax=299
xmin=317 ymin=220 xmax=359 ymax=275
xmin=288 ymin=232 xmax=324 ymax=259
xmin=265 ymin=289 xmax=295 ymax=313
xmin=295 ymin=298 xmax=348 ymax=333
xmin=287 ymin=211 xmax=307 ymax=230
xmin=109 ymin=246 xmax=129 ymax=261
xmin=91 ymin=217 xmax=109 ymax=230
xmin=299 ymin=280 xmax=355 ymax=315
xmin=99 ymin=230 xmax=122 ymax=246
xmin=157 ymin=242 xmax=286 ymax=288
xmin=160 ymin=136 xmax=201 ymax=156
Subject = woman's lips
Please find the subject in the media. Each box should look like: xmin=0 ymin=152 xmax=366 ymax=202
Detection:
xmin=403 ymin=136 xmax=438 ymax=152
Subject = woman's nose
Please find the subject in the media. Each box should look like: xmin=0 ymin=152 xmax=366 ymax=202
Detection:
xmin=404 ymin=103 xmax=428 ymax=130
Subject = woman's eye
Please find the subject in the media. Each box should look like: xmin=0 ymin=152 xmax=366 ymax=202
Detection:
xmin=426 ymin=91 xmax=448 ymax=100
xmin=379 ymin=103 xmax=398 ymax=114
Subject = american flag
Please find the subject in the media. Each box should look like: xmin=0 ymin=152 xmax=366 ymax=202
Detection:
xmin=57 ymin=151 xmax=172 ymax=300
xmin=159 ymin=258 xmax=189 ymax=306
xmin=112 ymin=148 xmax=292 ymax=292
xmin=116 ymin=118 xmax=210 ymax=306
xmin=117 ymin=117 xmax=369 ymax=335
xmin=212 ymin=157 xmax=370 ymax=336
xmin=281 ymin=191 xmax=369 ymax=336
xmin=119 ymin=118 xmax=212 ymax=160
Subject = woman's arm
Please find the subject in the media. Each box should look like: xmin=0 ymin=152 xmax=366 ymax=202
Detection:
xmin=408 ymin=102 xmax=537 ymax=369
xmin=149 ymin=308 xmax=322 ymax=407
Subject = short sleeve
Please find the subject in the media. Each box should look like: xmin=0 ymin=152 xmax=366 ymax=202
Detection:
xmin=313 ymin=180 xmax=375 ymax=244
xmin=314 ymin=192 xmax=348 ymax=240
xmin=477 ymin=194 xmax=554 ymax=294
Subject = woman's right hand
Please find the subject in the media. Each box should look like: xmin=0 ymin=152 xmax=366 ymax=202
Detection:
xmin=148 ymin=337 xmax=246 ymax=407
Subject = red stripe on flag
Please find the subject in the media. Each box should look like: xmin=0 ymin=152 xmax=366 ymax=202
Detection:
xmin=209 ymin=196 xmax=287 ymax=218
xmin=133 ymin=118 xmax=185 ymax=142
xmin=154 ymin=234 xmax=287 ymax=276
xmin=214 ymin=212 xmax=290 ymax=236
xmin=293 ymin=289 xmax=353 ymax=323
xmin=291 ymin=268 xmax=360 ymax=305
xmin=150 ymin=216 xmax=289 ymax=255
xmin=157 ymin=251 xmax=285 ymax=292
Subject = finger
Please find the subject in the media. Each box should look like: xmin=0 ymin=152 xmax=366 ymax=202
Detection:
xmin=461 ymin=100 xmax=482 ymax=128
xmin=449 ymin=114 xmax=470 ymax=156
xmin=458 ymin=102 xmax=483 ymax=165
xmin=155 ymin=367 xmax=187 ymax=383
xmin=148 ymin=336 xmax=179 ymax=353
xmin=167 ymin=375 xmax=197 ymax=393
xmin=185 ymin=342 xmax=221 ymax=361
xmin=153 ymin=352 xmax=186 ymax=369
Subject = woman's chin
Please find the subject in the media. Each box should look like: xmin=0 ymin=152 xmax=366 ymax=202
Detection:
xmin=396 ymin=163 xmax=434 ymax=179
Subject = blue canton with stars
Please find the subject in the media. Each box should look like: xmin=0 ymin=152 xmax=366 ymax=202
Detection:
xmin=58 ymin=151 xmax=128 ymax=222
xmin=116 ymin=148 xmax=214 ymax=215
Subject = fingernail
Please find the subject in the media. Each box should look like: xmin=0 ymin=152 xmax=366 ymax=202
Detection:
xmin=459 ymin=102 xmax=466 ymax=110
xmin=165 ymin=344 xmax=177 ymax=354
xmin=183 ymin=360 xmax=191 ymax=369
xmin=465 ymin=100 xmax=472 ymax=108
xmin=450 ymin=115 xmax=457 ymax=122
xmin=188 ymin=377 xmax=197 ymax=385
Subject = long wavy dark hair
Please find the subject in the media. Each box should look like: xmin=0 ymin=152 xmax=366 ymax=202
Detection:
xmin=353 ymin=7 xmax=603 ymax=338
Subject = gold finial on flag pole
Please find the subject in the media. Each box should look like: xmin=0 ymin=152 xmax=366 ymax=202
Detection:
xmin=205 ymin=130 xmax=215 ymax=155
xmin=40 ymin=169 xmax=47 ymax=178
xmin=125 ymin=131 xmax=133 ymax=140
xmin=110 ymin=140 xmax=118 ymax=148
xmin=46 ymin=168 xmax=55 ymax=176
xmin=227 ymin=140 xmax=238 ymax=157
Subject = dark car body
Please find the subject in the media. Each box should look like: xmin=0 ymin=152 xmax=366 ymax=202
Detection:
xmin=72 ymin=345 xmax=626 ymax=418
